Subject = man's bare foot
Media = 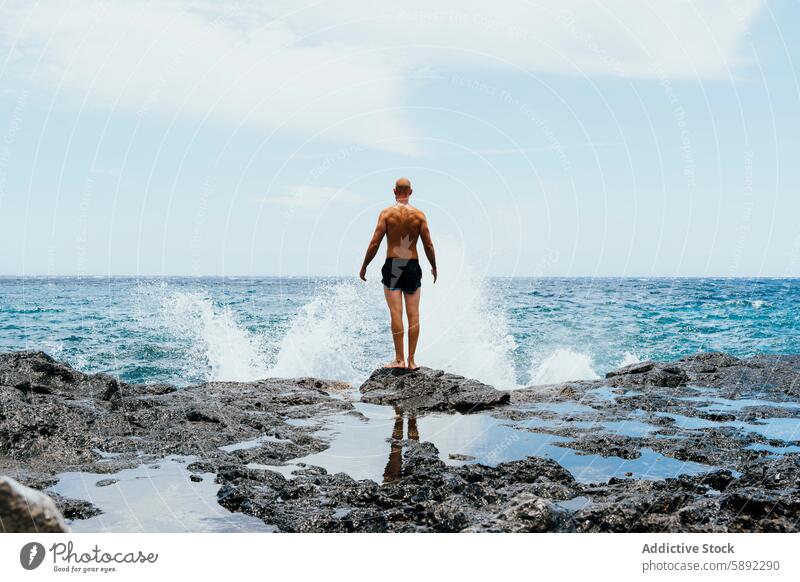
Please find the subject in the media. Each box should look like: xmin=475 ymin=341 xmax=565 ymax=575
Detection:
xmin=406 ymin=358 xmax=420 ymax=371
xmin=383 ymin=359 xmax=406 ymax=369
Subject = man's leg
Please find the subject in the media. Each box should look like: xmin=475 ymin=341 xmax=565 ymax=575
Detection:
xmin=404 ymin=288 xmax=421 ymax=370
xmin=407 ymin=415 xmax=419 ymax=440
xmin=383 ymin=287 xmax=406 ymax=368
xmin=383 ymin=408 xmax=404 ymax=482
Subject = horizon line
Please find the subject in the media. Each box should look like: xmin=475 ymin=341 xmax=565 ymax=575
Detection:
xmin=2 ymin=274 xmax=799 ymax=280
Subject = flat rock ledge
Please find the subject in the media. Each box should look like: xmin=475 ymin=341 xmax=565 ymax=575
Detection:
xmin=359 ymin=367 xmax=510 ymax=413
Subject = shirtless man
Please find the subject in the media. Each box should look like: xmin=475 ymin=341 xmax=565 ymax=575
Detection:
xmin=359 ymin=178 xmax=437 ymax=370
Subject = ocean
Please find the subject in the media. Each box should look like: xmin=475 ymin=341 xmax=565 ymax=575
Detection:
xmin=2 ymin=272 xmax=798 ymax=390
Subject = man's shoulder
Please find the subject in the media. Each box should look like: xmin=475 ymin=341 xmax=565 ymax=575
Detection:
xmin=410 ymin=206 xmax=426 ymax=220
xmin=376 ymin=206 xmax=393 ymax=218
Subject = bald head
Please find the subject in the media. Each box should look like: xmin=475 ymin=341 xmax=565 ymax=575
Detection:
xmin=394 ymin=177 xmax=412 ymax=200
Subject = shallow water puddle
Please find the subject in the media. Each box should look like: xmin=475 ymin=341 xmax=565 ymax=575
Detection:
xmin=219 ymin=434 xmax=293 ymax=453
xmin=284 ymin=417 xmax=318 ymax=428
xmin=532 ymin=416 xmax=663 ymax=438
xmin=582 ymin=385 xmax=642 ymax=402
xmin=251 ymin=402 xmax=720 ymax=484
xmin=598 ymin=418 xmax=662 ymax=437
xmin=548 ymin=445 xmax=720 ymax=483
xmin=745 ymin=417 xmax=800 ymax=441
xmin=676 ymin=393 xmax=800 ymax=412
xmin=49 ymin=455 xmax=276 ymax=533
xmin=522 ymin=401 xmax=600 ymax=415
xmin=655 ymin=411 xmax=723 ymax=430
xmin=745 ymin=442 xmax=800 ymax=455
xmin=554 ymin=495 xmax=592 ymax=512
xmin=656 ymin=411 xmax=800 ymax=441
xmin=253 ymin=403 xmax=574 ymax=481
xmin=582 ymin=386 xmax=619 ymax=401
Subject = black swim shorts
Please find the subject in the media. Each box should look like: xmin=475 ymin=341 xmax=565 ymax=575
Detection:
xmin=381 ymin=257 xmax=422 ymax=294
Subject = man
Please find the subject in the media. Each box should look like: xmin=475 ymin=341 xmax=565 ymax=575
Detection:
xmin=359 ymin=178 xmax=437 ymax=370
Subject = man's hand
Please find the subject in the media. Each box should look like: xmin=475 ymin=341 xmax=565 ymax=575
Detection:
xmin=359 ymin=266 xmax=367 ymax=282
xmin=431 ymin=267 xmax=438 ymax=283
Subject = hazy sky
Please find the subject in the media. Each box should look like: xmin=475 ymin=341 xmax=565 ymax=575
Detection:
xmin=1 ymin=0 xmax=799 ymax=276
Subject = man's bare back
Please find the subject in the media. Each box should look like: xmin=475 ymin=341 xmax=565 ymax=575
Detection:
xmin=383 ymin=203 xmax=426 ymax=260
xmin=359 ymin=178 xmax=437 ymax=370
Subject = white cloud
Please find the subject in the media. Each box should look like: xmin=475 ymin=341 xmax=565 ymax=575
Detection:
xmin=0 ymin=0 xmax=417 ymax=153
xmin=267 ymin=0 xmax=763 ymax=79
xmin=0 ymin=0 xmax=764 ymax=152
xmin=256 ymin=185 xmax=365 ymax=209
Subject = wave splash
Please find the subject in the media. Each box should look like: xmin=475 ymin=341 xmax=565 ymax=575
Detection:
xmin=269 ymin=239 xmax=520 ymax=389
xmin=617 ymin=351 xmax=642 ymax=368
xmin=144 ymin=250 xmax=646 ymax=389
xmin=164 ymin=291 xmax=270 ymax=382
xmin=526 ymin=349 xmax=644 ymax=386
xmin=528 ymin=347 xmax=600 ymax=385
xmin=267 ymin=280 xmax=385 ymax=382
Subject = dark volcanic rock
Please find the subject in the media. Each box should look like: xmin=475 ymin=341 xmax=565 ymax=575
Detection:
xmin=0 ymin=350 xmax=123 ymax=402
xmin=606 ymin=351 xmax=800 ymax=399
xmin=359 ymin=367 xmax=510 ymax=413
xmin=0 ymin=476 xmax=70 ymax=532
xmin=49 ymin=494 xmax=103 ymax=521
xmin=0 ymin=351 xmax=350 ymax=478
xmin=465 ymin=493 xmax=574 ymax=532
xmin=216 ymin=440 xmax=580 ymax=532
xmin=605 ymin=360 xmax=689 ymax=387
xmin=569 ymin=435 xmax=642 ymax=460
xmin=187 ymin=461 xmax=216 ymax=473
xmin=216 ymin=442 xmax=800 ymax=532
xmin=0 ymin=350 xmax=352 ymax=517
xmin=3 ymin=349 xmax=800 ymax=533
xmin=572 ymin=457 xmax=800 ymax=533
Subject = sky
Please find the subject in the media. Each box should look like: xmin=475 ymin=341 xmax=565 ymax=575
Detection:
xmin=1 ymin=0 xmax=799 ymax=277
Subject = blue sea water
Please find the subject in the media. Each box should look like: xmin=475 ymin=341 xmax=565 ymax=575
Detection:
xmin=1 ymin=276 xmax=798 ymax=389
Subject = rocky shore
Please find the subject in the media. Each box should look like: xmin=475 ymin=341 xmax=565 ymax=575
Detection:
xmin=1 ymin=350 xmax=799 ymax=532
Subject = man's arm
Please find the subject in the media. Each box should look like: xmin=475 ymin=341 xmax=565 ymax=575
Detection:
xmin=359 ymin=211 xmax=387 ymax=281
xmin=419 ymin=214 xmax=437 ymax=283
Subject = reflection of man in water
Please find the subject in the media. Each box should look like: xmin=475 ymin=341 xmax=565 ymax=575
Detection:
xmin=383 ymin=407 xmax=419 ymax=483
